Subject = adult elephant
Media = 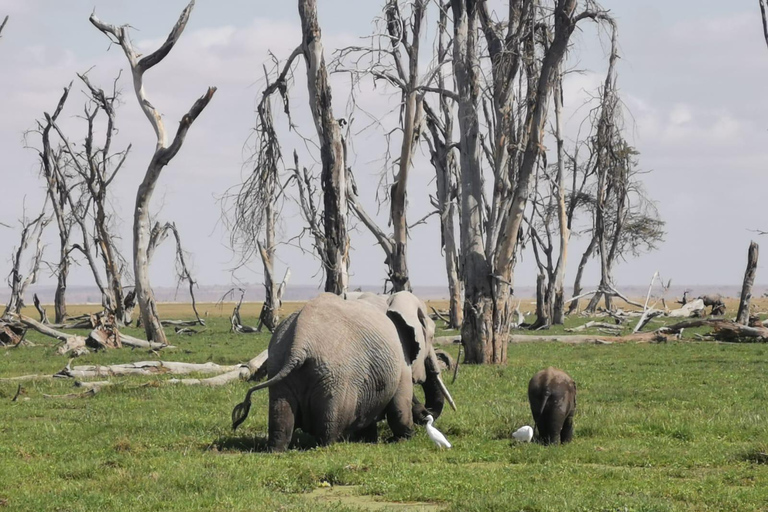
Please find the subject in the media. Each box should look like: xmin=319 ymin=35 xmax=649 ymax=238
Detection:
xmin=528 ymin=367 xmax=576 ymax=445
xmin=231 ymin=291 xmax=456 ymax=451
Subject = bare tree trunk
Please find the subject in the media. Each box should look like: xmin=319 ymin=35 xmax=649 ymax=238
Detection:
xmin=4 ymin=207 xmax=50 ymax=318
xmin=299 ymin=0 xmax=348 ymax=295
xmin=453 ymin=0 xmax=592 ymax=363
xmin=387 ymin=0 xmax=426 ymax=293
xmin=736 ymin=241 xmax=759 ymax=325
xmin=91 ymin=2 xmax=216 ymax=344
xmin=551 ymin=71 xmax=569 ymax=325
xmin=427 ymin=5 xmax=462 ymax=329
xmin=568 ymin=234 xmax=596 ymax=314
xmin=452 ymin=0 xmax=496 ymax=363
xmin=257 ymin=202 xmax=279 ymax=332
xmin=532 ymin=273 xmax=550 ymax=329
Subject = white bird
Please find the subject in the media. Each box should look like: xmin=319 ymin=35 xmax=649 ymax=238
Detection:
xmin=512 ymin=425 xmax=534 ymax=443
xmin=424 ymin=414 xmax=452 ymax=449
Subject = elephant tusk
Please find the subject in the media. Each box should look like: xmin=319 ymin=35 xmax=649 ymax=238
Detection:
xmin=436 ymin=373 xmax=457 ymax=411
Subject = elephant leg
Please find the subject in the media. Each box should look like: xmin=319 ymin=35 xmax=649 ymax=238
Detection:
xmin=536 ymin=410 xmax=563 ymax=445
xmin=268 ymin=391 xmax=296 ymax=452
xmin=350 ymin=422 xmax=378 ymax=443
xmin=385 ymin=371 xmax=415 ymax=440
xmin=560 ymin=414 xmax=574 ymax=444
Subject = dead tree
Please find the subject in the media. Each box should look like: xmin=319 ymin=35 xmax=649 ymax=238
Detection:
xmin=3 ymin=205 xmax=51 ymax=318
xmin=90 ymin=1 xmax=216 ymax=344
xmin=230 ymin=1 xmax=349 ymax=295
xmin=33 ymin=84 xmax=74 ymax=323
xmin=334 ymin=0 xmax=431 ymax=292
xmin=40 ymin=73 xmax=132 ymax=322
xmin=146 ymin=222 xmax=205 ymax=325
xmin=299 ymin=0 xmax=349 ymax=294
xmin=450 ymin=0 xmax=612 ymax=363
xmin=422 ymin=3 xmax=462 ymax=328
xmin=760 ymin=0 xmax=768 ymax=50
xmin=33 ymin=294 xmax=49 ymax=324
xmin=737 ymin=241 xmax=759 ymax=325
xmin=562 ymin=26 xmax=663 ymax=314
xmin=227 ymin=59 xmax=294 ymax=332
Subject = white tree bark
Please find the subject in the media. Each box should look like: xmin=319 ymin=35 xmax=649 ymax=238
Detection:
xmin=90 ymin=1 xmax=216 ymax=344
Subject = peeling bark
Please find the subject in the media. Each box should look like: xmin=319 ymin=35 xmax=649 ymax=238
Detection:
xmin=299 ymin=0 xmax=348 ymax=294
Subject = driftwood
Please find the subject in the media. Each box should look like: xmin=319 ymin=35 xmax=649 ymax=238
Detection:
xmin=566 ymin=321 xmax=622 ymax=333
xmin=668 ymin=299 xmax=705 ymax=318
xmin=161 ymin=319 xmax=201 ymax=327
xmin=433 ymin=335 xmax=461 ymax=346
xmin=169 ymin=349 xmax=268 ymax=386
xmin=632 ymin=310 xmax=664 ymax=333
xmin=661 ymin=319 xmax=768 ymax=342
xmin=228 ymin=290 xmax=260 ymax=333
xmin=14 ymin=314 xmax=171 ymax=353
xmin=0 ymin=321 xmax=26 ymax=347
xmin=45 ymin=350 xmax=269 ymax=389
xmin=509 ymin=332 xmax=667 ymax=344
xmin=737 ymin=241 xmax=759 ymax=324
xmin=55 ymin=360 xmax=241 ymax=379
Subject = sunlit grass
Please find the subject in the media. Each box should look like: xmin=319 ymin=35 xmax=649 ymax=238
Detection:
xmin=1 ymin=305 xmax=767 ymax=511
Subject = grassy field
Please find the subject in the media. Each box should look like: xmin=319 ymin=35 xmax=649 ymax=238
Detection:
xmin=1 ymin=302 xmax=767 ymax=511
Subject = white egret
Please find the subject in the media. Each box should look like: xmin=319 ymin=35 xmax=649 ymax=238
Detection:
xmin=512 ymin=425 xmax=534 ymax=443
xmin=424 ymin=415 xmax=451 ymax=449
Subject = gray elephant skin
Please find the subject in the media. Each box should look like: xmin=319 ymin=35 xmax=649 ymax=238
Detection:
xmin=231 ymin=291 xmax=456 ymax=451
xmin=528 ymin=367 xmax=576 ymax=445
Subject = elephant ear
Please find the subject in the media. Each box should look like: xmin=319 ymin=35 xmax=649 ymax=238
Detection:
xmin=387 ymin=292 xmax=430 ymax=382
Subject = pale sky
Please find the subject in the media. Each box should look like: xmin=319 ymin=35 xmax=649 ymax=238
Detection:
xmin=1 ymin=0 xmax=767 ymax=296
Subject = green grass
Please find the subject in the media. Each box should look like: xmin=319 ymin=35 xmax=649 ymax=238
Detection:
xmin=1 ymin=313 xmax=767 ymax=511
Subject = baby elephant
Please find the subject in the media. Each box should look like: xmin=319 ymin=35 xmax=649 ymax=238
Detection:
xmin=528 ymin=367 xmax=576 ymax=445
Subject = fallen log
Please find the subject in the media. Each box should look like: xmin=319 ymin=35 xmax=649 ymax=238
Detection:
xmin=668 ymin=299 xmax=705 ymax=318
xmin=566 ymin=321 xmax=623 ymax=333
xmin=43 ymin=388 xmax=99 ymax=399
xmin=0 ymin=321 xmax=27 ymax=347
xmin=56 ymin=360 xmax=242 ymax=379
xmin=509 ymin=331 xmax=666 ymax=344
xmin=662 ymin=319 xmax=768 ymax=342
xmin=168 ymin=349 xmax=268 ymax=386
xmin=161 ymin=319 xmax=203 ymax=327
xmin=433 ymin=335 xmax=461 ymax=346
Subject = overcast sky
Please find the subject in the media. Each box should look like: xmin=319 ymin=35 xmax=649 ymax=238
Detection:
xmin=1 ymin=0 xmax=767 ymax=297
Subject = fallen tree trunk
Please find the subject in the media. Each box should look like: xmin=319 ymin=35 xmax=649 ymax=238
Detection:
xmin=15 ymin=314 xmax=172 ymax=352
xmin=56 ymin=360 xmax=241 ymax=379
xmin=0 ymin=321 xmax=27 ymax=347
xmin=667 ymin=299 xmax=705 ymax=318
xmin=168 ymin=349 xmax=268 ymax=386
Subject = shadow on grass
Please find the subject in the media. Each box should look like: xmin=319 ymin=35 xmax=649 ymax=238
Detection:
xmin=209 ymin=431 xmax=319 ymax=453
xmin=740 ymin=448 xmax=768 ymax=464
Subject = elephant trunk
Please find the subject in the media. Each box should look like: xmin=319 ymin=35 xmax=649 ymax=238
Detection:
xmin=420 ymin=351 xmax=457 ymax=420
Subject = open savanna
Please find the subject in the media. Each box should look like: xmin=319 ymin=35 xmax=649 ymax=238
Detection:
xmin=1 ymin=301 xmax=767 ymax=511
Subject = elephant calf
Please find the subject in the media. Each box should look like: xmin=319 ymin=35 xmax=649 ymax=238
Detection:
xmin=528 ymin=367 xmax=576 ymax=445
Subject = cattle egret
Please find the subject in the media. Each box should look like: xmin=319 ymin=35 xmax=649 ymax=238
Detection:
xmin=424 ymin=415 xmax=451 ymax=449
xmin=512 ymin=425 xmax=534 ymax=442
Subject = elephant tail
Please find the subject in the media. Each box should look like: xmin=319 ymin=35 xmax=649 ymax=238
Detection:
xmin=231 ymin=355 xmax=304 ymax=431
xmin=534 ymin=391 xmax=551 ymax=437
